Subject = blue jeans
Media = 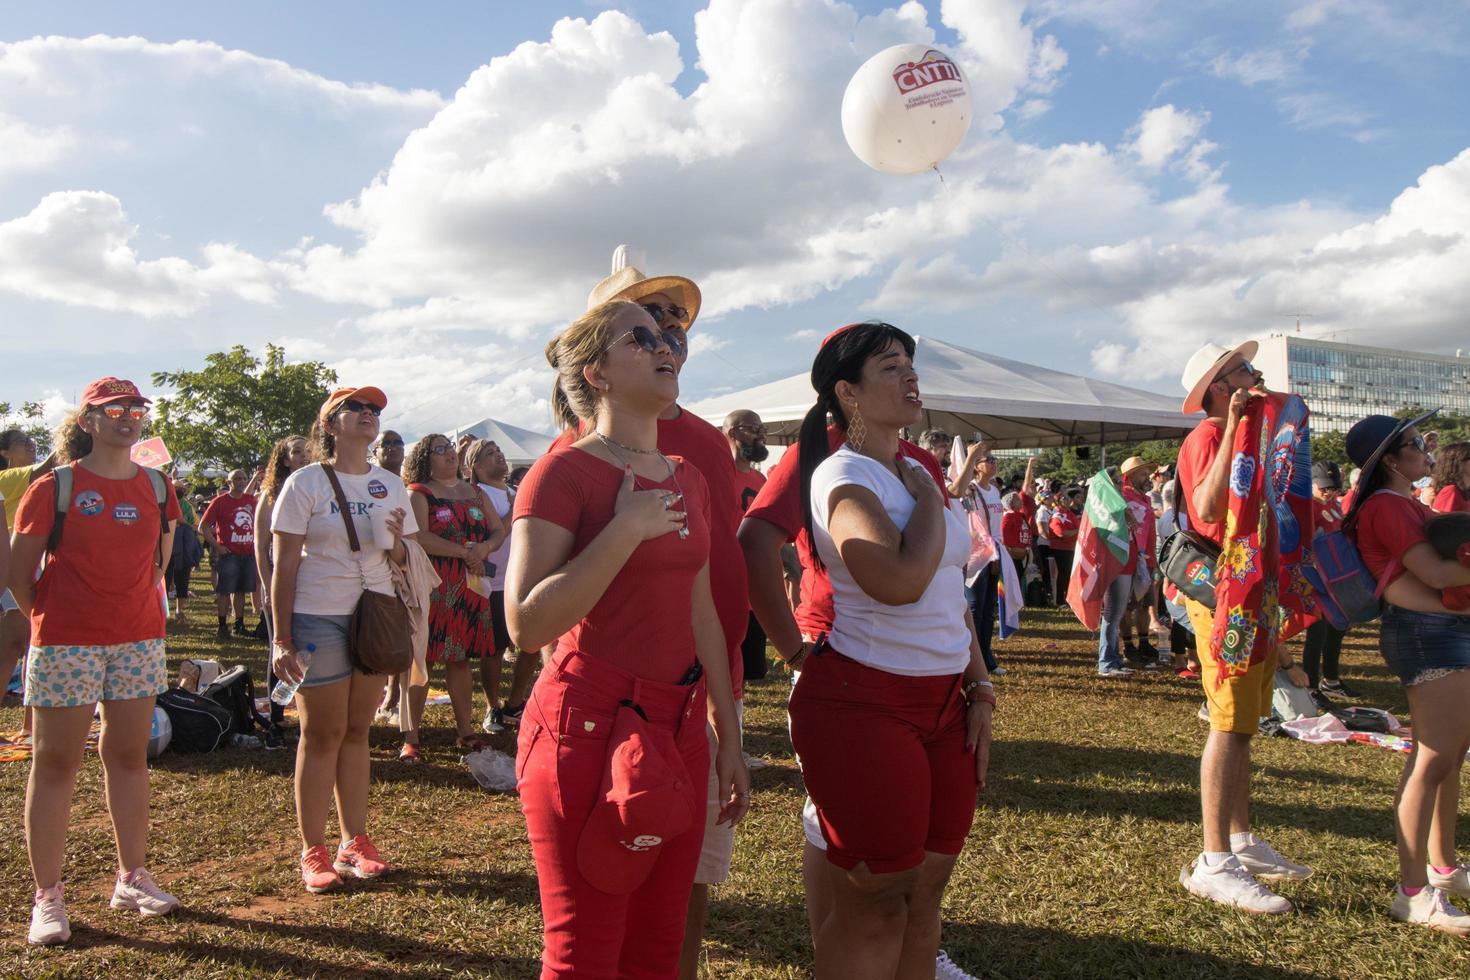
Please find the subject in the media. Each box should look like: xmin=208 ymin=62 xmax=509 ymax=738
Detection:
xmin=964 ymin=565 xmax=999 ymax=673
xmin=1097 ymin=573 xmax=1134 ymax=671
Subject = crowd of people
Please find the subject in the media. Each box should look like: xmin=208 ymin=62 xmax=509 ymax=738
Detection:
xmin=3 ymin=253 xmax=1470 ymax=974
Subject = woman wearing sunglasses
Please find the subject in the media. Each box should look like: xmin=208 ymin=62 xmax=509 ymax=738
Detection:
xmin=8 ymin=378 xmax=183 ymax=944
xmin=270 ymin=387 xmax=415 ymax=894
xmin=509 ymin=298 xmax=748 ymax=978
xmin=1346 ymin=412 xmax=1470 ymax=934
xmin=398 ymin=433 xmax=504 ymax=759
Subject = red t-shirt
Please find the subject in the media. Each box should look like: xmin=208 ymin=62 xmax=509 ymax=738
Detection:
xmin=1354 ymin=489 xmax=1432 ymax=587
xmin=1312 ymin=497 xmax=1345 ymax=536
xmin=741 ymin=427 xmax=945 ymax=637
xmin=1122 ymin=483 xmax=1156 ymax=574
xmin=513 ymin=448 xmax=711 ymax=684
xmin=1177 ymin=419 xmax=1226 ymax=545
xmin=551 ymin=409 xmax=750 ymax=696
xmin=1020 ymin=491 xmax=1037 ymax=527
xmin=1000 ymin=510 xmax=1032 ymax=549
xmin=1047 ymin=509 xmax=1080 ymax=551
xmin=735 ymin=467 xmax=766 ymax=514
xmin=16 ymin=465 xmax=182 ymax=646
xmin=1434 ymin=484 xmax=1470 ymax=514
xmin=199 ymin=492 xmax=258 ymax=556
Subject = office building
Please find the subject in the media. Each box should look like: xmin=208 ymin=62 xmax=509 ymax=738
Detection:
xmin=1253 ymin=334 xmax=1470 ymax=433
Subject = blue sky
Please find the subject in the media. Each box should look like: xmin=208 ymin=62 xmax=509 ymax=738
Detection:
xmin=3 ymin=0 xmax=1468 ymax=437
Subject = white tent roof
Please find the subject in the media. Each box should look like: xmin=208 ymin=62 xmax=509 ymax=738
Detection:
xmin=445 ymin=417 xmax=556 ymax=466
xmin=687 ymin=336 xmax=1198 ymax=449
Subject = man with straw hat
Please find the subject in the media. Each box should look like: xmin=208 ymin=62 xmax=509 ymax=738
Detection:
xmin=563 ymin=246 xmax=748 ymax=977
xmin=1174 ymin=341 xmax=1314 ymax=914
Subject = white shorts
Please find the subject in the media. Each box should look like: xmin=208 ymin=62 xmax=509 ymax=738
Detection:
xmin=694 ymin=701 xmax=743 ymax=885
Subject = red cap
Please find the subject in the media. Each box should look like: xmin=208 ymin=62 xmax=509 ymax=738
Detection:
xmin=320 ymin=386 xmax=388 ymax=420
xmin=576 ymin=703 xmax=695 ymax=895
xmin=80 ymin=377 xmax=150 ymax=407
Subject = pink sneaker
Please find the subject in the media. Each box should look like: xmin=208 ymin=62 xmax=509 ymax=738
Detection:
xmin=334 ymin=835 xmax=388 ymax=879
xmin=301 ymin=844 xmax=343 ymax=893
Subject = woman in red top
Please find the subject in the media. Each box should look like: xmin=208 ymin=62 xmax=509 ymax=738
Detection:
xmin=8 ymin=378 xmax=183 ymax=944
xmin=1303 ymin=461 xmax=1353 ymax=698
xmin=1432 ymin=442 xmax=1470 ymax=514
xmin=1347 ymin=412 xmax=1470 ymax=934
xmin=401 ymin=432 xmax=505 ymax=759
xmin=508 ymin=299 xmax=748 ymax=978
xmin=1047 ymin=488 xmax=1082 ymax=603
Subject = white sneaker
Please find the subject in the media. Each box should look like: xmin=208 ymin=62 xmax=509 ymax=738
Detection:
xmin=110 ymin=867 xmax=179 ymax=917
xmin=935 ymin=948 xmax=977 ymax=979
xmin=1097 ymin=666 xmax=1135 ymax=678
xmin=990 ymin=666 xmax=1007 ymax=677
xmin=743 ymin=751 xmax=768 ymax=770
xmin=1197 ymin=701 xmax=1211 ymax=723
xmin=1392 ymin=886 xmax=1470 ymax=937
xmin=1429 ymin=863 xmax=1470 ymax=897
xmin=28 ymin=885 xmax=69 ymax=945
xmin=1180 ymin=854 xmax=1293 ymax=914
xmin=1232 ymin=834 xmax=1313 ymax=880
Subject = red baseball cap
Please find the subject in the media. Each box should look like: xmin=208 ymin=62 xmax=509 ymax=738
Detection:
xmin=576 ymin=703 xmax=696 ymax=895
xmin=80 ymin=377 xmax=150 ymax=407
xmin=319 ymin=386 xmax=388 ymax=420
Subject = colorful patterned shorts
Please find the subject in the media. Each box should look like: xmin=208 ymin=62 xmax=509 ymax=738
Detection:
xmin=24 ymin=639 xmax=168 ymax=707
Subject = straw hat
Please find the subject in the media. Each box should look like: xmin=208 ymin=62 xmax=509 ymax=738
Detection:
xmin=586 ymin=244 xmax=701 ymax=330
xmin=1120 ymin=456 xmax=1150 ymax=477
xmin=1179 ymin=340 xmax=1258 ymax=415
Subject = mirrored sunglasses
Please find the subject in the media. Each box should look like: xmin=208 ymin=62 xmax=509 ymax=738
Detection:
xmin=610 ymin=324 xmax=686 ymax=358
xmin=340 ymin=399 xmax=382 ymax=416
xmin=98 ymin=404 xmax=149 ymax=421
xmin=641 ymin=302 xmax=689 ymax=327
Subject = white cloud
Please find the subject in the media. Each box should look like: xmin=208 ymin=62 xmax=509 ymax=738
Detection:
xmin=1128 ymin=104 xmax=1207 ymax=170
xmin=1208 ymin=46 xmax=1304 ymax=86
xmin=0 ymin=113 xmax=74 ymax=178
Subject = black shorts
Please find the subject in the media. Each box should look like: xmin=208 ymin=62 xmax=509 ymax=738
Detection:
xmin=489 ymin=591 xmax=512 ymax=654
xmin=215 ymin=552 xmax=258 ymax=595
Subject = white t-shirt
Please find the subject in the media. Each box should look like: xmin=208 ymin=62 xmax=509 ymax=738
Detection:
xmin=478 ymin=482 xmax=514 ymax=592
xmin=272 ymin=462 xmax=419 ymax=616
xmin=810 ymin=447 xmax=972 ymax=676
xmin=1035 ymin=503 xmax=1053 ymax=545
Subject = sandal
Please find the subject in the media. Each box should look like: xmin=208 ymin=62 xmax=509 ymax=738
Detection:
xmin=398 ymin=742 xmax=421 ymax=764
xmin=455 ymin=734 xmax=489 ymax=752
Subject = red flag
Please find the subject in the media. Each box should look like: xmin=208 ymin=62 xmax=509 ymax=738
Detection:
xmin=1068 ymin=473 xmax=1130 ymax=631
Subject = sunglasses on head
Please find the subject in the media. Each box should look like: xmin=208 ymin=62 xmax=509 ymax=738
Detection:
xmin=339 ymin=399 xmax=382 ymax=417
xmin=97 ymin=404 xmax=149 ymax=421
xmin=610 ymin=324 xmax=687 ymax=358
xmin=641 ymin=302 xmax=689 ymax=327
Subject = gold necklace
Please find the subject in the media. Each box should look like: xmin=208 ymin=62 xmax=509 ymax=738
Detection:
xmin=595 ymin=433 xmax=689 ymax=540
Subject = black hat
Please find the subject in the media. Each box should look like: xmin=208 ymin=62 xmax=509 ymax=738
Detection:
xmin=1311 ymin=460 xmax=1341 ymax=491
xmin=1345 ymin=409 xmax=1438 ymax=492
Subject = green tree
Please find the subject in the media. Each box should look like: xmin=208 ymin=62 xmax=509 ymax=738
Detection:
xmin=151 ymin=344 xmax=337 ymax=471
xmin=0 ymin=401 xmax=53 ymax=455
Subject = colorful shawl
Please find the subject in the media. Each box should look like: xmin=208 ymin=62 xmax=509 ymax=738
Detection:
xmin=1067 ymin=471 xmax=1130 ymax=632
xmin=1211 ymin=391 xmax=1317 ymax=684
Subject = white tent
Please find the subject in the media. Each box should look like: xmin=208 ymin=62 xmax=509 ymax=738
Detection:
xmin=687 ymin=336 xmax=1198 ymax=449
xmin=445 ymin=417 xmax=556 ymax=466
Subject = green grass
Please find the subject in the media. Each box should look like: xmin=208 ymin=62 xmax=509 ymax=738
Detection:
xmin=1 ymin=589 xmax=1467 ymax=978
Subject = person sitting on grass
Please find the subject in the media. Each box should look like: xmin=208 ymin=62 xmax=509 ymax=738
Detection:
xmin=270 ymin=386 xmax=414 ymax=894
xmin=9 ymin=378 xmax=183 ymax=945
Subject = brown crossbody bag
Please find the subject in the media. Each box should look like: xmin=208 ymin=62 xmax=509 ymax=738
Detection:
xmin=321 ymin=464 xmax=413 ymax=675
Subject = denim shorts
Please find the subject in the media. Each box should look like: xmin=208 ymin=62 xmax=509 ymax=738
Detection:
xmin=1380 ymin=605 xmax=1470 ymax=687
xmin=0 ymin=589 xmax=17 ymax=614
xmin=291 ymin=613 xmax=354 ymax=688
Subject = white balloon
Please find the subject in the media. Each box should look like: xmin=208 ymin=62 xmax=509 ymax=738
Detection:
xmin=148 ymin=706 xmax=172 ymax=758
xmin=841 ymin=44 xmax=972 ymax=175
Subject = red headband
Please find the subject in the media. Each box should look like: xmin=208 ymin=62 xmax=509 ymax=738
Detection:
xmin=820 ymin=323 xmax=864 ymax=348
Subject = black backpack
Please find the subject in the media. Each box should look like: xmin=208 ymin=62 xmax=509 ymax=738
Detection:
xmin=200 ymin=665 xmax=268 ymax=737
xmin=157 ymin=688 xmax=234 ymax=752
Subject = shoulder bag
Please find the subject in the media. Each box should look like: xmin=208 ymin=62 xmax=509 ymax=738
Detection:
xmin=321 ymin=465 xmax=413 ymax=675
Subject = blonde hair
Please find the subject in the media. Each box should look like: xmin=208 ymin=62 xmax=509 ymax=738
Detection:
xmin=56 ymin=408 xmax=94 ymax=462
xmin=545 ymin=299 xmax=641 ymax=433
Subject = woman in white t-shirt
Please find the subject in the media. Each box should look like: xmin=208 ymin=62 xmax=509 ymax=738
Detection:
xmin=270 ymin=387 xmax=416 ymax=895
xmin=786 ymin=322 xmax=994 ymax=978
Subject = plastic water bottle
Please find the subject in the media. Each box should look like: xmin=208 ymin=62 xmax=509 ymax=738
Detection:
xmin=270 ymin=643 xmax=316 ymax=706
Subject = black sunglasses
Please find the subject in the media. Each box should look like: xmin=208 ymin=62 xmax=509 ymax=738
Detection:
xmin=1215 ymin=359 xmax=1257 ymax=384
xmin=611 ymin=324 xmax=687 ymax=358
xmin=641 ymin=302 xmax=689 ymax=327
xmin=1395 ymin=434 xmax=1427 ymax=454
xmin=379 ymin=438 xmax=403 ymax=447
xmin=340 ymin=399 xmax=382 ymax=417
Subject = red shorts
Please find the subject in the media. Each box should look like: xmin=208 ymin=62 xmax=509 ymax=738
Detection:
xmin=516 ymin=650 xmax=708 ymax=979
xmin=788 ymin=649 xmax=976 ymax=873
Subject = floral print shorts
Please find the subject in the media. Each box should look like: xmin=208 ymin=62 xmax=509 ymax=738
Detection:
xmin=24 ymin=639 xmax=168 ymax=707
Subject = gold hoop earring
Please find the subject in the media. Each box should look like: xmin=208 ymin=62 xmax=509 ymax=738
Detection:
xmin=846 ymin=406 xmax=867 ymax=453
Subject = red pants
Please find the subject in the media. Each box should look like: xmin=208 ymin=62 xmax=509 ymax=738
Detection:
xmin=516 ymin=650 xmax=709 ymax=979
xmin=789 ymin=649 xmax=976 ymax=873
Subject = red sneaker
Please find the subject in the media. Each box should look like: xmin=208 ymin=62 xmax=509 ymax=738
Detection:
xmin=301 ymin=844 xmax=343 ymax=893
xmin=334 ymin=835 xmax=388 ymax=879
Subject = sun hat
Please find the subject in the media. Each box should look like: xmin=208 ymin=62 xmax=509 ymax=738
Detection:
xmin=586 ymin=244 xmax=701 ymax=330
xmin=1120 ymin=456 xmax=1150 ymax=477
xmin=576 ymin=702 xmax=696 ymax=895
xmin=1179 ymin=340 xmax=1259 ymax=415
xmin=1345 ymin=409 xmax=1438 ymax=490
xmin=80 ymin=377 xmax=150 ymax=406
xmin=320 ymin=386 xmax=388 ymax=421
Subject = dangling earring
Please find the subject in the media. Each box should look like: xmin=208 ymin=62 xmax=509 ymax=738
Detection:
xmin=846 ymin=405 xmax=867 ymax=452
